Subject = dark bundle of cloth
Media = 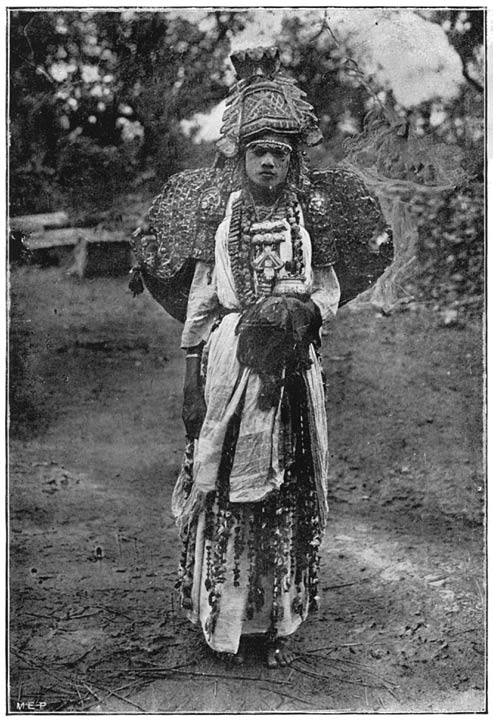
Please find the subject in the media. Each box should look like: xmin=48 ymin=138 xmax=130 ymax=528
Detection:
xmin=236 ymin=295 xmax=322 ymax=410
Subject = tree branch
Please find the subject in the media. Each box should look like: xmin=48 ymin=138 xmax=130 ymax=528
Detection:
xmin=461 ymin=62 xmax=484 ymax=93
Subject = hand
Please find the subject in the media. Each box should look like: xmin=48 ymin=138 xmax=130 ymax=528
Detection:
xmin=284 ymin=297 xmax=322 ymax=345
xmin=182 ymin=385 xmax=206 ymax=439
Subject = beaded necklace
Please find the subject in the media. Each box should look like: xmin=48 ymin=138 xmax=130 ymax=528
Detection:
xmin=228 ymin=188 xmax=305 ymax=307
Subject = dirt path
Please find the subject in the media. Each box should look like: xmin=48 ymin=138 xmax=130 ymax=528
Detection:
xmin=9 ymin=268 xmax=484 ymax=713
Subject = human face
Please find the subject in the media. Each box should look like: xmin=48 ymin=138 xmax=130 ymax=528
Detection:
xmin=244 ymin=136 xmax=291 ymax=191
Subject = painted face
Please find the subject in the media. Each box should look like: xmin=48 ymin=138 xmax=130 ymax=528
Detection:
xmin=244 ymin=135 xmax=291 ymax=191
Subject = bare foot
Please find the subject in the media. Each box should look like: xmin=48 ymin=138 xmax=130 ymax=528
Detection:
xmin=219 ymin=638 xmax=246 ymax=666
xmin=266 ymin=639 xmax=295 ymax=668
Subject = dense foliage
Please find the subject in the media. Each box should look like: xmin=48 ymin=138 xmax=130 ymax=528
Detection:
xmin=9 ymin=10 xmax=244 ymax=214
xmin=411 ymin=184 xmax=484 ymax=320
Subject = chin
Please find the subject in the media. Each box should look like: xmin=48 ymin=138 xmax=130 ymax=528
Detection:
xmin=257 ymin=178 xmax=279 ymax=188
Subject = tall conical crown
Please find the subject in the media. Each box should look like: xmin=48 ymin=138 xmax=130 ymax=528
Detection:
xmin=217 ymin=46 xmax=323 ymax=158
xmin=230 ymin=46 xmax=281 ymax=79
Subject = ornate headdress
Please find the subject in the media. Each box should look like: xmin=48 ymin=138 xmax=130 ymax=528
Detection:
xmin=217 ymin=46 xmax=323 ymax=158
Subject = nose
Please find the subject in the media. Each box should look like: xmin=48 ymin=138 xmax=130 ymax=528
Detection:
xmin=260 ymin=152 xmax=275 ymax=167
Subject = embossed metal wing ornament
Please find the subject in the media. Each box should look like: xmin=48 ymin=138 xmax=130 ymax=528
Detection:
xmin=304 ymin=167 xmax=393 ymax=306
xmin=130 ymin=167 xmax=222 ymax=321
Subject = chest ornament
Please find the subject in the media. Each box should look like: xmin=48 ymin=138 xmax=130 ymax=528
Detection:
xmin=228 ymin=191 xmax=308 ymax=307
xmin=250 ymin=221 xmax=286 ymax=296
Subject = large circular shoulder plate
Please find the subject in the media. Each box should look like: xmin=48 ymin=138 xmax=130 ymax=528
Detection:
xmin=306 ymin=168 xmax=394 ymax=305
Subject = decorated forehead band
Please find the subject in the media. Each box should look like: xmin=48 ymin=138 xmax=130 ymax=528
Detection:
xmin=245 ymin=140 xmax=292 ymax=153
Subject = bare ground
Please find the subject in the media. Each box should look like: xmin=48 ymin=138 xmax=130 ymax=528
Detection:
xmin=9 ymin=267 xmax=484 ymax=713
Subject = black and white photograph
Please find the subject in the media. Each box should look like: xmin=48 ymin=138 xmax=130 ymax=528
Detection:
xmin=8 ymin=6 xmax=485 ymax=713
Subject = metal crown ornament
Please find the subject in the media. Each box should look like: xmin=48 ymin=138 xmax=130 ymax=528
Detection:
xmin=217 ymin=46 xmax=323 ymax=158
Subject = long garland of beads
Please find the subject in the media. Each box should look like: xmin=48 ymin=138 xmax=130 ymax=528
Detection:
xmin=277 ymin=368 xmax=322 ymax=617
xmin=284 ymin=199 xmax=305 ymax=278
xmin=245 ymin=509 xmax=258 ymax=620
xmin=302 ymin=447 xmax=323 ymax=609
xmin=295 ymin=374 xmax=322 ymax=613
xmin=204 ymin=400 xmax=244 ymax=638
xmin=228 ymin=190 xmax=306 ymax=308
xmin=228 ymin=197 xmax=256 ymax=307
xmin=175 ymin=440 xmax=197 ymax=610
xmin=175 ymin=462 xmax=198 ymax=609
xmin=269 ymin=503 xmax=287 ymax=631
xmin=204 ymin=490 xmax=216 ymax=589
xmin=232 ymin=505 xmax=246 ymax=588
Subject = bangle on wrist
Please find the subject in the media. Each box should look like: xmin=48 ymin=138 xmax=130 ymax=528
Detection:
xmin=186 ymin=353 xmax=201 ymax=359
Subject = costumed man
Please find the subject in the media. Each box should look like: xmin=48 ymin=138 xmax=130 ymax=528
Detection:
xmin=130 ymin=47 xmax=393 ymax=667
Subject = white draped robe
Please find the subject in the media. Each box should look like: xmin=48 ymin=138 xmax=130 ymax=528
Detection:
xmin=174 ymin=192 xmax=341 ymax=653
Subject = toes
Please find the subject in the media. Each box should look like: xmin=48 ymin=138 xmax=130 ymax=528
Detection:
xmin=266 ymin=650 xmax=279 ymax=668
xmin=271 ymin=644 xmax=295 ymax=667
xmin=266 ymin=639 xmax=295 ymax=668
xmin=284 ymin=650 xmax=295 ymax=665
xmin=277 ymin=650 xmax=287 ymax=666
